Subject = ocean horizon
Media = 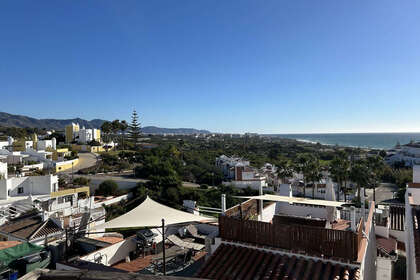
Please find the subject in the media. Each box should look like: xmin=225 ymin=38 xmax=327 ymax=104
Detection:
xmin=268 ymin=132 xmax=420 ymax=150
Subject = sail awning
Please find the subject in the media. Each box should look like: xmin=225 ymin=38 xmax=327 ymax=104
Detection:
xmin=94 ymin=196 xmax=216 ymax=230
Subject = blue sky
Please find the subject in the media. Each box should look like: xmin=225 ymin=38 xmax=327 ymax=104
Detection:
xmin=1 ymin=0 xmax=420 ymax=133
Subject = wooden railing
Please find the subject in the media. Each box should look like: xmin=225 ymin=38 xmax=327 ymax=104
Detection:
xmin=219 ymin=215 xmax=360 ymax=261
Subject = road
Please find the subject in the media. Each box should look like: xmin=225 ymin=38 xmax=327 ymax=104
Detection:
xmin=73 ymin=173 xmax=200 ymax=193
xmin=61 ymin=152 xmax=98 ymax=174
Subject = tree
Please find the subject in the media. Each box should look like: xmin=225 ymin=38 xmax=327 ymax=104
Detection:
xmin=329 ymin=151 xmax=350 ymax=202
xmin=349 ymin=160 xmax=369 ymax=203
xmin=73 ymin=177 xmax=91 ymax=186
xmin=96 ymin=180 xmax=119 ymax=196
xmin=294 ymin=153 xmax=316 ymax=198
xmin=276 ymin=159 xmax=294 ymax=191
xmin=129 ymin=110 xmax=141 ymax=148
xmin=101 ymin=121 xmax=113 ymax=144
xmin=366 ymin=156 xmax=385 ymax=202
xmin=307 ymin=158 xmax=323 ymax=199
xmin=120 ymin=120 xmax=128 ymax=150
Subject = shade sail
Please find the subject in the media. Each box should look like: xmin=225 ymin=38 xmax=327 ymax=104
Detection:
xmin=234 ymin=194 xmax=345 ymax=208
xmin=94 ymin=196 xmax=216 ymax=230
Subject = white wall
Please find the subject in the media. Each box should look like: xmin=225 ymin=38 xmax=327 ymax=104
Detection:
xmin=360 ymin=216 xmax=377 ymax=280
xmin=375 ymin=224 xmax=389 ymax=239
xmin=0 ymin=142 xmax=9 ymax=150
xmin=389 ymin=229 xmax=405 ymax=243
xmin=37 ymin=140 xmax=53 ymax=151
xmin=414 ymin=165 xmax=420 ymax=183
xmin=80 ymin=236 xmax=137 ymax=266
xmin=261 ymin=203 xmax=276 ymax=222
xmin=226 ymin=180 xmax=268 ymax=190
xmin=0 ymin=162 xmax=7 ymax=179
xmin=0 ymin=174 xmax=57 ymax=200
xmin=376 ymin=257 xmax=392 ymax=280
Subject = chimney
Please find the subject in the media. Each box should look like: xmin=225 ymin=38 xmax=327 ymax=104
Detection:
xmin=350 ymin=206 xmax=356 ymax=231
xmin=221 ymin=194 xmax=226 ymax=215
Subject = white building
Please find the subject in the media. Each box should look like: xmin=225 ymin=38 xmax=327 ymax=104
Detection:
xmin=216 ymin=155 xmax=250 ymax=179
xmin=36 ymin=138 xmax=56 ymax=151
xmin=386 ymin=142 xmax=420 ymax=167
xmin=0 ymin=174 xmax=58 ymax=200
xmin=405 ymin=165 xmax=420 ymax=279
xmin=0 ymin=162 xmax=7 ymax=179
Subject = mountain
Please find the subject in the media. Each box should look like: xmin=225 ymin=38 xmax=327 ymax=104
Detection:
xmin=0 ymin=112 xmax=211 ymax=134
xmin=0 ymin=112 xmax=107 ymax=130
xmin=141 ymin=126 xmax=211 ymax=135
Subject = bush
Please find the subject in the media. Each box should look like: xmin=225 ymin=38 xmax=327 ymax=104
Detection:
xmin=96 ymin=180 xmax=119 ymax=196
xmin=73 ymin=177 xmax=90 ymax=186
xmin=200 ymin=184 xmax=209 ymax=189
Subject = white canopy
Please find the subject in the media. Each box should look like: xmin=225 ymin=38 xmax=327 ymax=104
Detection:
xmin=94 ymin=196 xmax=216 ymax=230
xmin=235 ymin=194 xmax=345 ymax=208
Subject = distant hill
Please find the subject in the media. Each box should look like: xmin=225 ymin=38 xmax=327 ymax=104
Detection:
xmin=0 ymin=112 xmax=106 ymax=130
xmin=0 ymin=112 xmax=211 ymax=134
xmin=141 ymin=126 xmax=211 ymax=135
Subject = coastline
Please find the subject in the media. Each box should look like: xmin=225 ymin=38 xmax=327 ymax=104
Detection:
xmin=268 ymin=132 xmax=420 ymax=150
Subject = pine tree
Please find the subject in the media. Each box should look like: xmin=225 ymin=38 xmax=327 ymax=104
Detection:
xmin=129 ymin=110 xmax=141 ymax=147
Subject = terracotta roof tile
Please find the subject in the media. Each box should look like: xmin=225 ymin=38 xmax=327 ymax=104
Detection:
xmin=376 ymin=235 xmax=397 ymax=255
xmin=197 ymin=244 xmax=360 ymax=280
xmin=0 ymin=241 xmax=21 ymax=250
xmin=0 ymin=215 xmax=62 ymax=241
xmin=111 ymin=255 xmax=153 ymax=272
xmin=0 ymin=215 xmax=43 ymax=239
xmin=92 ymin=236 xmax=124 ymax=244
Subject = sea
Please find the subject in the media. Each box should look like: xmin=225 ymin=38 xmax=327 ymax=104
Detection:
xmin=269 ymin=133 xmax=420 ymax=150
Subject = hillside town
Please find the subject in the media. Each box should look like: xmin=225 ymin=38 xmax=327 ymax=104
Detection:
xmin=0 ymin=116 xmax=419 ymax=280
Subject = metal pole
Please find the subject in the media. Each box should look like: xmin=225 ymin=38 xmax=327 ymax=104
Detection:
xmin=162 ymin=218 xmax=166 ymax=275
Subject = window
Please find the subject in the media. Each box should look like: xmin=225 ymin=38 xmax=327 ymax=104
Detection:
xmin=18 ymin=187 xmax=24 ymax=194
xmin=65 ymin=195 xmax=72 ymax=202
xmin=7 ymin=190 xmax=10 ymax=196
xmin=58 ymin=197 xmax=64 ymax=204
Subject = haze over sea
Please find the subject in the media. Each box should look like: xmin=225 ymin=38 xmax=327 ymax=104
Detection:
xmin=271 ymin=133 xmax=420 ymax=150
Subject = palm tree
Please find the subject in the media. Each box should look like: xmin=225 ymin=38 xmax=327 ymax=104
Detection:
xmin=366 ymin=155 xmax=385 ymax=202
xmin=276 ymin=159 xmax=294 ymax=191
xmin=329 ymin=151 xmax=350 ymax=202
xmin=307 ymin=159 xmax=322 ymax=199
xmin=295 ymin=153 xmax=315 ymax=198
xmin=349 ymin=160 xmax=369 ymax=204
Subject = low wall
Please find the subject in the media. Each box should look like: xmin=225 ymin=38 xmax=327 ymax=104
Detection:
xmin=80 ymin=236 xmax=137 ymax=266
xmin=55 ymin=158 xmax=79 ymax=172
xmin=94 ymin=193 xmax=133 ymax=208
xmin=389 ymin=229 xmax=405 ymax=243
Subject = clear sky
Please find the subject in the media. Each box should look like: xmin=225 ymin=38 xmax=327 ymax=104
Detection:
xmin=1 ymin=1 xmax=420 ymax=133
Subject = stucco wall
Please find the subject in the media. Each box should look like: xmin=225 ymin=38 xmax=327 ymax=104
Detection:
xmin=81 ymin=236 xmax=137 ymax=266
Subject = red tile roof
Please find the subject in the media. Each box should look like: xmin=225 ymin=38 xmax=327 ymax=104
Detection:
xmin=0 ymin=215 xmax=62 ymax=241
xmin=0 ymin=241 xmax=21 ymax=250
xmin=92 ymin=236 xmax=124 ymax=245
xmin=112 ymin=255 xmax=153 ymax=272
xmin=0 ymin=215 xmax=43 ymax=239
xmin=196 ymin=244 xmax=360 ymax=280
xmin=376 ymin=235 xmax=397 ymax=255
